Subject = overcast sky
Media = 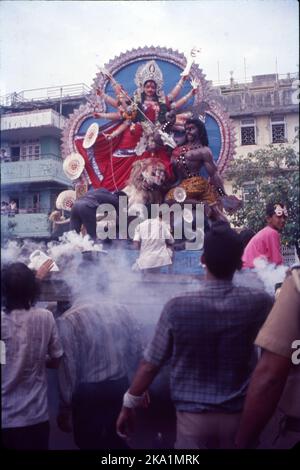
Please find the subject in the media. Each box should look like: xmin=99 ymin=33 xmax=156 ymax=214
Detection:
xmin=0 ymin=0 xmax=298 ymax=97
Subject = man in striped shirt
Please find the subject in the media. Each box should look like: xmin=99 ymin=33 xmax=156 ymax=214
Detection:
xmin=56 ymin=287 xmax=142 ymax=449
xmin=1 ymin=262 xmax=63 ymax=450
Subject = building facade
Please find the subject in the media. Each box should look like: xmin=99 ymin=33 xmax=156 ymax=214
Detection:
xmin=216 ymin=72 xmax=299 ymax=195
xmin=1 ymin=84 xmax=90 ymax=240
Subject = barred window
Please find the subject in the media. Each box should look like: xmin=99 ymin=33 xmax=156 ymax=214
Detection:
xmin=271 ymin=115 xmax=285 ymax=143
xmin=241 ymin=118 xmax=256 ymax=145
xmin=242 ymin=181 xmax=257 ymax=203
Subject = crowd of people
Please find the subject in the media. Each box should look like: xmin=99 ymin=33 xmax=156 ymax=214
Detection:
xmin=1 ymin=200 xmax=299 ymax=450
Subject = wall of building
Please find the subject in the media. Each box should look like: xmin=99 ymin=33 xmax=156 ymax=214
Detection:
xmin=231 ymin=113 xmax=298 ymax=157
xmin=1 ymin=213 xmax=50 ymax=239
xmin=0 ymin=89 xmax=88 ymax=241
xmin=219 ymin=74 xmax=299 ymax=200
xmin=40 ymin=136 xmax=61 ymax=157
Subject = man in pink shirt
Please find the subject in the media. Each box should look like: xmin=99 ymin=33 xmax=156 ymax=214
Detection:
xmin=242 ymin=202 xmax=288 ymax=268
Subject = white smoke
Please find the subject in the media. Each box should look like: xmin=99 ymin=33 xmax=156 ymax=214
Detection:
xmin=1 ymin=240 xmax=22 ymax=265
xmin=233 ymin=257 xmax=288 ymax=296
xmin=47 ymin=231 xmax=106 ymax=263
xmin=1 ymin=239 xmax=46 ymax=266
xmin=0 ymin=232 xmax=194 ymax=328
xmin=2 ymin=236 xmax=288 ymax=302
xmin=253 ymin=258 xmax=288 ymax=295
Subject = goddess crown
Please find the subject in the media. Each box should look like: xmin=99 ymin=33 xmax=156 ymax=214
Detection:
xmin=134 ymin=60 xmax=164 ymax=94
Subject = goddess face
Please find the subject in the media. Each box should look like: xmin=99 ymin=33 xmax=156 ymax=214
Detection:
xmin=143 ymin=80 xmax=157 ymax=98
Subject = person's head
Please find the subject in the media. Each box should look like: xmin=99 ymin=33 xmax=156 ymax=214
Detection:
xmin=72 ymin=253 xmax=109 ymax=298
xmin=2 ymin=262 xmax=40 ymax=312
xmin=239 ymin=228 xmax=256 ymax=249
xmin=143 ymin=80 xmax=157 ymax=99
xmin=185 ymin=118 xmax=209 ymax=146
xmin=266 ymin=202 xmax=288 ymax=232
xmin=201 ymin=221 xmax=244 ymax=280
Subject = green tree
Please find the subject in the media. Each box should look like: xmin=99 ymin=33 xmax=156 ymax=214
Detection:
xmin=225 ymin=144 xmax=299 ymax=250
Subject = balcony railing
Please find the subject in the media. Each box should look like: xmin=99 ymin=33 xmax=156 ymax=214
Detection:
xmin=0 ymin=83 xmax=90 ymax=107
xmin=1 ymin=152 xmax=62 ymax=163
xmin=0 ymin=109 xmax=66 ymax=131
xmin=213 ymin=72 xmax=299 ymax=87
xmin=1 ymin=207 xmax=51 ymax=216
xmin=1 ymin=154 xmax=70 ymax=185
xmin=1 ymin=212 xmax=51 ymax=239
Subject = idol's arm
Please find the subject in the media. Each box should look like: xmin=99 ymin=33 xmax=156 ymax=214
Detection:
xmin=170 ymin=87 xmax=196 ymax=110
xmin=167 ymin=75 xmax=188 ymax=102
xmin=94 ymin=111 xmax=122 ymax=120
xmin=97 ymin=89 xmax=119 ymax=108
xmin=103 ymin=119 xmax=131 ymax=141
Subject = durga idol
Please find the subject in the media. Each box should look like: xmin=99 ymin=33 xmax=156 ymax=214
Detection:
xmin=76 ymin=60 xmax=198 ymax=191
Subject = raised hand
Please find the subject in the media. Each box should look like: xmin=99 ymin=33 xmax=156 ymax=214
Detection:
xmin=35 ymin=259 xmax=54 ymax=280
xmin=190 ymin=79 xmax=199 ymax=93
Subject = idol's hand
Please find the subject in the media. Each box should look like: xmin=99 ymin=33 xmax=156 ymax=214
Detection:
xmin=190 ymin=79 xmax=199 ymax=91
xmin=103 ymin=132 xmax=113 ymax=141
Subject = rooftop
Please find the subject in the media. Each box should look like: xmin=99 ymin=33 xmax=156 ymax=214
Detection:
xmin=0 ymin=83 xmax=91 ymax=113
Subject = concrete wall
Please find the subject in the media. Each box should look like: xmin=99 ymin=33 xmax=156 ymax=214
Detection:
xmin=231 ymin=113 xmax=298 ymax=157
xmin=1 ymin=213 xmax=51 ymax=239
xmin=40 ymin=136 xmax=61 ymax=157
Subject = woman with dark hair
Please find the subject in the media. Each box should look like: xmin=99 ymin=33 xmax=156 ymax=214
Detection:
xmin=1 ymin=262 xmax=63 ymax=450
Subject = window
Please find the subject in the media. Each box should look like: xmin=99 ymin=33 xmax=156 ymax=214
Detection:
xmin=271 ymin=115 xmax=286 ymax=143
xmin=34 ymin=145 xmax=40 ymax=159
xmin=20 ymin=146 xmax=27 ymax=160
xmin=242 ymin=181 xmax=257 ymax=204
xmin=33 ymin=193 xmax=40 ymax=212
xmin=12 ymin=140 xmax=41 ymax=161
xmin=25 ymin=193 xmax=41 ymax=213
xmin=10 ymin=146 xmax=21 ymax=161
xmin=241 ymin=119 xmax=256 ymax=145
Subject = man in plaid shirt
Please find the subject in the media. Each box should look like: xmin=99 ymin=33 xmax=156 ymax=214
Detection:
xmin=117 ymin=222 xmax=273 ymax=448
